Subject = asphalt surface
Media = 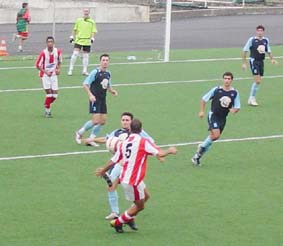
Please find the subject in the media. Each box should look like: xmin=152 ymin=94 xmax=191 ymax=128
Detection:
xmin=0 ymin=15 xmax=282 ymax=56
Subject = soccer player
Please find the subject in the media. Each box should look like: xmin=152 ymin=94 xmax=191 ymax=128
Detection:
xmin=83 ymin=112 xmax=154 ymax=220
xmin=75 ymin=54 xmax=118 ymax=144
xmin=95 ymin=119 xmax=177 ymax=233
xmin=191 ymin=72 xmax=240 ymax=167
xmin=68 ymin=9 xmax=97 ymax=76
xmin=13 ymin=2 xmax=31 ymax=52
xmin=35 ymin=36 xmax=62 ymax=118
xmin=242 ymin=25 xmax=277 ymax=106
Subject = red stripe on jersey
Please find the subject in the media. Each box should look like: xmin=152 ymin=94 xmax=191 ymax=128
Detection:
xmin=129 ymin=138 xmax=147 ymax=185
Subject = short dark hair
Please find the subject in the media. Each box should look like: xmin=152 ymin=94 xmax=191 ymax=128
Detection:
xmin=121 ymin=112 xmax=134 ymax=120
xmin=100 ymin=54 xmax=110 ymax=60
xmin=22 ymin=2 xmax=28 ymax=8
xmin=256 ymin=25 xmax=265 ymax=31
xmin=130 ymin=119 xmax=142 ymax=134
xmin=223 ymin=72 xmax=233 ymax=80
xmin=46 ymin=36 xmax=55 ymax=42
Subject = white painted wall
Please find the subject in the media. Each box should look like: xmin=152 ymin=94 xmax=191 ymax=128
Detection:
xmin=0 ymin=0 xmax=149 ymax=23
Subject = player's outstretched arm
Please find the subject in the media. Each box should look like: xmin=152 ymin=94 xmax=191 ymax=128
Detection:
xmin=199 ymin=100 xmax=206 ymax=118
xmin=95 ymin=160 xmax=115 ymax=177
xmin=157 ymin=146 xmax=177 ymax=160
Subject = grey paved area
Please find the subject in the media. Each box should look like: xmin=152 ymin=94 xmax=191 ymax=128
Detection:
xmin=0 ymin=15 xmax=282 ymax=56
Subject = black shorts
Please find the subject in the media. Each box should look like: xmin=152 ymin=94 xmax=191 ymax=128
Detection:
xmin=208 ymin=113 xmax=226 ymax=133
xmin=249 ymin=59 xmax=264 ymax=76
xmin=89 ymin=98 xmax=107 ymax=114
xmin=74 ymin=43 xmax=91 ymax=52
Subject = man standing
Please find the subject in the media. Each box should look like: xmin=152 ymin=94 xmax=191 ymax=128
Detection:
xmin=95 ymin=119 xmax=177 ymax=233
xmin=75 ymin=54 xmax=118 ymax=145
xmin=191 ymin=72 xmax=240 ymax=167
xmin=13 ymin=2 xmax=31 ymax=52
xmin=68 ymin=9 xmax=97 ymax=76
xmin=35 ymin=36 xmax=62 ymax=118
xmin=242 ymin=25 xmax=277 ymax=106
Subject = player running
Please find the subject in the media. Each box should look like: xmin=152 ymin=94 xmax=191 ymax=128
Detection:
xmin=75 ymin=54 xmax=118 ymax=144
xmin=191 ymin=72 xmax=240 ymax=166
xmin=35 ymin=36 xmax=62 ymax=118
xmin=242 ymin=25 xmax=277 ymax=106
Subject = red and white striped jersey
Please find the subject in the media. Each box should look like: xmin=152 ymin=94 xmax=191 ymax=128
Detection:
xmin=111 ymin=133 xmax=160 ymax=186
xmin=35 ymin=48 xmax=62 ymax=77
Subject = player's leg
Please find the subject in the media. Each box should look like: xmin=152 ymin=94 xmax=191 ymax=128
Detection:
xmin=248 ymin=60 xmax=262 ymax=106
xmin=82 ymin=46 xmax=91 ymax=75
xmin=68 ymin=46 xmax=81 ymax=75
xmin=111 ymin=182 xmax=146 ymax=232
xmin=75 ymin=101 xmax=98 ymax=144
xmin=50 ymin=76 xmax=59 ymax=105
xmin=89 ymin=113 xmax=106 ymax=138
xmin=105 ymin=164 xmax=122 ymax=220
xmin=42 ymin=77 xmax=53 ymax=117
xmin=192 ymin=115 xmax=223 ymax=166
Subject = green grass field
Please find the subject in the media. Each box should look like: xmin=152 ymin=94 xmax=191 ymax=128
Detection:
xmin=1 ymin=47 xmax=283 ymax=246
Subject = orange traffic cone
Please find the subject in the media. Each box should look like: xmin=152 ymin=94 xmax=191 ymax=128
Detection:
xmin=0 ymin=38 xmax=9 ymax=56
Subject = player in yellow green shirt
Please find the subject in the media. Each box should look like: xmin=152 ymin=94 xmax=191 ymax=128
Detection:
xmin=68 ymin=9 xmax=97 ymax=76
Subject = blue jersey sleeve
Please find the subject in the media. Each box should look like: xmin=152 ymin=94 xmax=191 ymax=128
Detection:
xmin=106 ymin=129 xmax=117 ymax=138
xmin=233 ymin=91 xmax=241 ymax=109
xmin=265 ymin=37 xmax=271 ymax=53
xmin=202 ymin=87 xmax=217 ymax=102
xmin=83 ymin=69 xmax=98 ymax=86
xmin=140 ymin=130 xmax=154 ymax=143
xmin=243 ymin=37 xmax=253 ymax=52
xmin=107 ymin=71 xmax=112 ymax=88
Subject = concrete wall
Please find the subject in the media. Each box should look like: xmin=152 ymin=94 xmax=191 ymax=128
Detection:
xmin=0 ymin=0 xmax=150 ymax=24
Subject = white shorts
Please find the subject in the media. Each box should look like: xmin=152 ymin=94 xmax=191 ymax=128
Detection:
xmin=42 ymin=75 xmax=58 ymax=90
xmin=121 ymin=181 xmax=146 ymax=202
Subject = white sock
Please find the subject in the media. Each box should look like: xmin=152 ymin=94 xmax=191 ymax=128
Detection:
xmin=82 ymin=53 xmax=89 ymax=73
xmin=69 ymin=50 xmax=79 ymax=71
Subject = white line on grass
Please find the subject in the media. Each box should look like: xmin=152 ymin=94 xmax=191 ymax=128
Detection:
xmin=1 ymin=75 xmax=283 ymax=93
xmin=1 ymin=56 xmax=283 ymax=71
xmin=0 ymin=134 xmax=282 ymax=161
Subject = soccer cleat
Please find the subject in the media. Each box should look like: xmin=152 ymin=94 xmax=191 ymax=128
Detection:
xmin=102 ymin=173 xmax=113 ymax=187
xmin=126 ymin=220 xmax=138 ymax=231
xmin=44 ymin=112 xmax=52 ymax=118
xmin=86 ymin=141 xmax=99 ymax=147
xmin=248 ymin=97 xmax=259 ymax=106
xmin=82 ymin=71 xmax=89 ymax=76
xmin=67 ymin=70 xmax=72 ymax=76
xmin=110 ymin=219 xmax=124 ymax=233
xmin=191 ymin=154 xmax=201 ymax=167
xmin=105 ymin=212 xmax=119 ymax=220
xmin=75 ymin=131 xmax=82 ymax=144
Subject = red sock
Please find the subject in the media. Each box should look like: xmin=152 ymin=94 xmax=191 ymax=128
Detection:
xmin=44 ymin=97 xmax=52 ymax=108
xmin=50 ymin=97 xmax=56 ymax=104
xmin=116 ymin=212 xmax=133 ymax=226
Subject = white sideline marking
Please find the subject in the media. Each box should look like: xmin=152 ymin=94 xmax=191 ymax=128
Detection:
xmin=0 ymin=134 xmax=282 ymax=161
xmin=1 ymin=75 xmax=283 ymax=93
xmin=1 ymin=56 xmax=283 ymax=71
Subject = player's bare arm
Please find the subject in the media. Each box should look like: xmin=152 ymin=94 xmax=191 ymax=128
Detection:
xmin=108 ymin=87 xmax=118 ymax=96
xmin=268 ymin=53 xmax=278 ymax=64
xmin=229 ymin=108 xmax=240 ymax=114
xmin=83 ymin=84 xmax=96 ymax=102
xmin=199 ymin=100 xmax=206 ymax=118
xmin=242 ymin=51 xmax=248 ymax=70
xmin=157 ymin=146 xmax=177 ymax=159
xmin=95 ymin=160 xmax=115 ymax=177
